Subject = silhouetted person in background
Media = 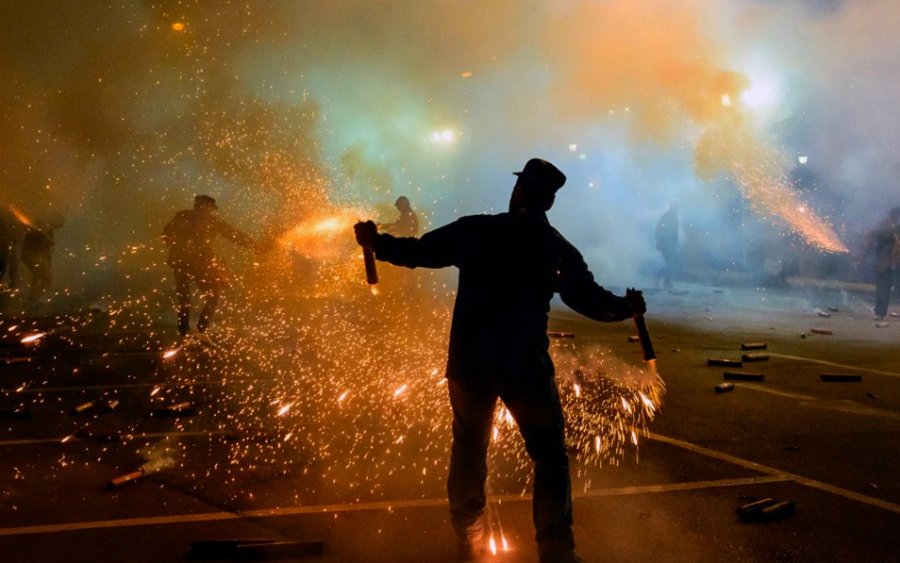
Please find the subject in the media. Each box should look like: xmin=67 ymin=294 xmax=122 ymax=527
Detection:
xmin=0 ymin=207 xmax=25 ymax=291
xmin=163 ymin=195 xmax=254 ymax=347
xmin=355 ymin=158 xmax=646 ymax=563
xmin=20 ymin=213 xmax=64 ymax=303
xmin=861 ymin=206 xmax=900 ymax=320
xmin=655 ymin=200 xmax=679 ymax=291
xmin=381 ymin=195 xmax=419 ymax=237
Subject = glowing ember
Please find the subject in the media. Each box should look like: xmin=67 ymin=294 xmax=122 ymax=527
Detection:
xmin=8 ymin=206 xmax=36 ymax=229
xmin=489 ymin=535 xmax=497 ymax=556
xmin=171 ymin=22 xmax=185 ymax=31
xmin=20 ymin=332 xmax=47 ymax=345
xmin=162 ymin=348 xmax=180 ymax=360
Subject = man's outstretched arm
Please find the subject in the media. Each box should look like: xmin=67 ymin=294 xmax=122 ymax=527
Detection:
xmin=557 ymin=242 xmax=644 ymax=322
xmin=355 ymin=218 xmax=470 ymax=269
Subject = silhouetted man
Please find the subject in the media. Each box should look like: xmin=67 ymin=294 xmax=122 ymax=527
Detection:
xmin=163 ymin=195 xmax=254 ymax=346
xmin=381 ymin=196 xmax=419 ymax=238
xmin=355 ymin=158 xmax=645 ymax=563
xmin=861 ymin=206 xmax=900 ymax=320
xmin=655 ymin=200 xmax=679 ymax=291
xmin=0 ymin=207 xmax=24 ymax=291
xmin=20 ymin=213 xmax=64 ymax=303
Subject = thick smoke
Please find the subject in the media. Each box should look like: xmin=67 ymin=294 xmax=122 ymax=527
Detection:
xmin=0 ymin=0 xmax=896 ymax=300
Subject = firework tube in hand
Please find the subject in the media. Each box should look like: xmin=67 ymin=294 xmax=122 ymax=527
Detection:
xmin=355 ymin=221 xmax=379 ymax=285
xmin=626 ymin=288 xmax=654 ymax=362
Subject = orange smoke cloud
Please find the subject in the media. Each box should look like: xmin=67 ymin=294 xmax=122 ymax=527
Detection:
xmin=545 ymin=0 xmax=847 ymax=252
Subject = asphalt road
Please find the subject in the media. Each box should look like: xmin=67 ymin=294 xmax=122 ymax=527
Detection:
xmin=1 ymin=282 xmax=899 ymax=562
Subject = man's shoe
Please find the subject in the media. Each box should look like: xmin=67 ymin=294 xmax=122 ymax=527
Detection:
xmin=455 ymin=516 xmax=485 ymax=561
xmin=456 ymin=539 xmax=484 ymax=561
xmin=539 ymin=552 xmax=582 ymax=563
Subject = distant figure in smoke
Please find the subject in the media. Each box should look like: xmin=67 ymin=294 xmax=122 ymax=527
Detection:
xmin=163 ymin=195 xmax=255 ymax=346
xmin=20 ymin=213 xmax=65 ymax=303
xmin=860 ymin=206 xmax=900 ymax=320
xmin=0 ymin=207 xmax=25 ymax=291
xmin=655 ymin=200 xmax=680 ymax=291
xmin=381 ymin=195 xmax=419 ymax=237
xmin=355 ymin=158 xmax=646 ymax=563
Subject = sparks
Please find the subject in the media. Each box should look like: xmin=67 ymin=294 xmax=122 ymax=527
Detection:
xmin=20 ymin=332 xmax=46 ymax=345
xmin=276 ymin=401 xmax=295 ymax=416
xmin=392 ymin=384 xmax=408 ymax=398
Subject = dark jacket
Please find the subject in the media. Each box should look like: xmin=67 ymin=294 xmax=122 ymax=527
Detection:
xmin=163 ymin=209 xmax=252 ymax=272
xmin=373 ymin=211 xmax=634 ymax=381
xmin=862 ymin=218 xmax=900 ymax=274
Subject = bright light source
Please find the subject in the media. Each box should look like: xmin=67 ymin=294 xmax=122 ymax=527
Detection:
xmin=171 ymin=22 xmax=185 ymax=31
xmin=568 ymin=144 xmax=578 ymax=152
xmin=430 ymin=129 xmax=456 ymax=144
xmin=741 ymin=74 xmax=781 ymax=109
xmin=798 ymin=156 xmax=808 ymax=164
xmin=721 ymin=93 xmax=732 ymax=107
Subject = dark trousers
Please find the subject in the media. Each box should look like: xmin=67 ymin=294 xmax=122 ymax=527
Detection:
xmin=874 ymin=267 xmax=899 ymax=319
xmin=659 ymin=248 xmax=678 ymax=290
xmin=447 ymin=376 xmax=574 ymax=558
xmin=173 ymin=269 xmax=221 ymax=336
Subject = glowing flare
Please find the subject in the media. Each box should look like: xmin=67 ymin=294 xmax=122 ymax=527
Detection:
xmin=276 ymin=401 xmax=295 ymax=416
xmin=638 ymin=391 xmax=655 ymax=412
xmin=489 ymin=535 xmax=497 ymax=556
xmin=171 ymin=22 xmax=185 ymax=31
xmin=162 ymin=348 xmax=180 ymax=360
xmin=9 ymin=206 xmax=36 ymax=229
xmin=20 ymin=332 xmax=46 ymax=344
xmin=393 ymin=384 xmax=408 ymax=398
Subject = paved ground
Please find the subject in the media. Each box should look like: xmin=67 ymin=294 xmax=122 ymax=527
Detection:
xmin=1 ymin=281 xmax=899 ymax=562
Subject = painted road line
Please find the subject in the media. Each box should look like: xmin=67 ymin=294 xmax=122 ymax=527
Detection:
xmin=737 ymin=384 xmax=818 ymax=401
xmin=739 ymin=383 xmax=900 ymax=421
xmin=2 ymin=434 xmax=898 ymax=538
xmin=648 ymin=432 xmax=900 ymax=515
xmin=0 ymin=430 xmax=232 ymax=447
xmin=767 ymin=353 xmax=900 ymax=379
xmin=0 ymin=379 xmax=275 ymax=394
xmin=0 ymin=475 xmax=788 ymax=538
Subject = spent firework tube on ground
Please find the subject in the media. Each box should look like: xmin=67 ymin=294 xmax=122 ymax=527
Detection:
xmin=107 ymin=457 xmax=175 ymax=489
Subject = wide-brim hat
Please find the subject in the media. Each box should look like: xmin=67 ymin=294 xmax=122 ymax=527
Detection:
xmin=194 ymin=194 xmax=219 ymax=210
xmin=513 ymin=158 xmax=566 ymax=193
